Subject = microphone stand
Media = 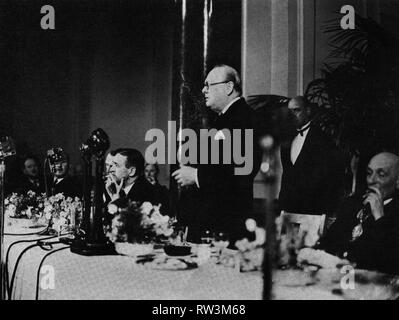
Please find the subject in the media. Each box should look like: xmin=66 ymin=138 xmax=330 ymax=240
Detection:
xmin=0 ymin=159 xmax=6 ymax=300
xmin=70 ymin=129 xmax=115 ymax=256
xmin=0 ymin=136 xmax=16 ymax=300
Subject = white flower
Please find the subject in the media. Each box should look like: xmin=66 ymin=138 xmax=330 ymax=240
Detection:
xmin=108 ymin=204 xmax=118 ymax=215
xmin=159 ymin=226 xmax=173 ymax=237
xmin=141 ymin=215 xmax=153 ymax=228
xmin=27 ymin=190 xmax=36 ymax=197
xmin=141 ymin=202 xmax=153 ymax=215
xmin=245 ymin=218 xmax=257 ymax=232
xmin=59 ymin=211 xmax=68 ymax=218
xmin=254 ymin=227 xmax=266 ymax=245
xmin=26 ymin=206 xmax=33 ymax=218
xmin=52 ymin=220 xmax=62 ymax=233
xmin=44 ymin=205 xmax=53 ymax=215
xmin=152 ymin=204 xmax=162 ymax=215
xmin=6 ymin=204 xmax=17 ymax=217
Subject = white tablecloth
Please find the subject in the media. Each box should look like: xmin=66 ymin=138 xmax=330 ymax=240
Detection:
xmin=4 ymin=234 xmax=263 ymax=300
xmin=5 ymin=233 xmax=399 ymax=300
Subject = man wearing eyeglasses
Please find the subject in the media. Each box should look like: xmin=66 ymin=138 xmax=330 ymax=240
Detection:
xmin=172 ymin=64 xmax=261 ymax=245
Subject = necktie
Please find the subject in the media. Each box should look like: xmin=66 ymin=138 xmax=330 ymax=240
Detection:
xmin=119 ymin=189 xmax=127 ymax=198
xmin=296 ymin=123 xmax=311 ymax=136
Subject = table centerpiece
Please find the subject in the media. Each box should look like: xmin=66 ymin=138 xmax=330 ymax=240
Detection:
xmin=4 ymin=191 xmax=82 ymax=234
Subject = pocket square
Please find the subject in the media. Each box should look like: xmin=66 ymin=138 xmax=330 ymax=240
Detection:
xmin=214 ymin=130 xmax=226 ymax=140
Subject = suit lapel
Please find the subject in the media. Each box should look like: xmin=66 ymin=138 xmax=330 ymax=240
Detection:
xmin=292 ymin=126 xmax=314 ymax=167
xmin=213 ymin=98 xmax=243 ymax=130
xmin=214 ymin=114 xmax=225 ymax=130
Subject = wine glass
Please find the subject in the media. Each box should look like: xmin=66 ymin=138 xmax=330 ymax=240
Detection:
xmin=213 ymin=232 xmax=230 ymax=256
xmin=200 ymin=229 xmax=214 ymax=246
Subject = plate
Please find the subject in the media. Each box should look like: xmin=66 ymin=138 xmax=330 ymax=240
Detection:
xmin=4 ymin=218 xmax=48 ymax=235
xmin=114 ymin=242 xmax=154 ymax=257
xmin=139 ymin=255 xmax=198 ymax=270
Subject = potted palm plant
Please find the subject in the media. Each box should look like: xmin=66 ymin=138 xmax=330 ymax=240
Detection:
xmin=248 ymin=13 xmax=399 ymax=195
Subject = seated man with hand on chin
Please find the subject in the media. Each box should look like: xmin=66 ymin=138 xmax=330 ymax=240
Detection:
xmin=105 ymin=148 xmax=155 ymax=210
xmin=299 ymin=152 xmax=399 ymax=275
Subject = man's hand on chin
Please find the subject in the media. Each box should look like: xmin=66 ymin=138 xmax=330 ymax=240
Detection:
xmin=172 ymin=165 xmax=197 ymax=187
xmin=363 ymin=186 xmax=384 ymax=221
xmin=106 ymin=175 xmax=125 ymax=201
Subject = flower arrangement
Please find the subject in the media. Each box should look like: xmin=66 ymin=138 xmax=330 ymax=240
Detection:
xmin=5 ymin=191 xmax=82 ymax=233
xmin=42 ymin=193 xmax=83 ymax=233
xmin=4 ymin=190 xmax=45 ymax=219
xmin=105 ymin=201 xmax=176 ymax=244
xmin=216 ymin=219 xmax=266 ymax=272
xmin=234 ymin=219 xmax=266 ymax=272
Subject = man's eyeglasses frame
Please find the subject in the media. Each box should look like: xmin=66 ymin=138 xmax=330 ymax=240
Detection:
xmin=203 ymin=80 xmax=233 ymax=90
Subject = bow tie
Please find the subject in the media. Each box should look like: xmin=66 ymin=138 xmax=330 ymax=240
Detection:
xmin=296 ymin=123 xmax=311 ymax=136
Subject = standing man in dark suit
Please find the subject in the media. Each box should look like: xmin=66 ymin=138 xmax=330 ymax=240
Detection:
xmin=172 ymin=64 xmax=261 ymax=244
xmin=49 ymin=148 xmax=82 ymax=199
xmin=105 ymin=148 xmax=155 ymax=209
xmin=278 ymin=96 xmax=345 ymax=215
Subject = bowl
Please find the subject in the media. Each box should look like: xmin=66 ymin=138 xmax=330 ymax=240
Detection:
xmin=164 ymin=245 xmax=192 ymax=256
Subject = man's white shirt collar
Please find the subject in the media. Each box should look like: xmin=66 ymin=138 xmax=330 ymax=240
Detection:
xmin=384 ymin=198 xmax=393 ymax=206
xmin=219 ymin=96 xmax=241 ymax=115
xmin=290 ymin=122 xmax=312 ymax=165
xmin=123 ymin=181 xmax=135 ymax=195
xmin=297 ymin=121 xmax=311 ymax=135
xmin=54 ymin=177 xmax=64 ymax=184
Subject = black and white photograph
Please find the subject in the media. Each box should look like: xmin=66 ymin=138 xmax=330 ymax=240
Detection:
xmin=1 ymin=0 xmax=399 ymax=303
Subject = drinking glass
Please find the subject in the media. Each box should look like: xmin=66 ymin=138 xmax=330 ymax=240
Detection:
xmin=200 ymin=229 xmax=214 ymax=245
xmin=213 ymin=232 xmax=230 ymax=256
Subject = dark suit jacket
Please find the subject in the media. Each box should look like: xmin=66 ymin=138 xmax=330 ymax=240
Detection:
xmin=51 ymin=176 xmax=82 ymax=199
xmin=182 ymin=98 xmax=261 ymax=244
xmin=279 ymin=124 xmax=345 ymax=215
xmin=152 ymin=183 xmax=170 ymax=216
xmin=14 ymin=175 xmax=45 ymax=195
xmin=317 ymin=195 xmax=399 ymax=274
xmin=110 ymin=175 xmax=156 ymax=208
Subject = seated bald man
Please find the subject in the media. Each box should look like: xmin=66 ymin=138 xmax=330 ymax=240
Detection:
xmin=314 ymin=152 xmax=399 ymax=274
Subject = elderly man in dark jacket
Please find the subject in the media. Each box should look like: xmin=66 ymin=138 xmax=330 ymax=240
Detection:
xmin=316 ymin=152 xmax=399 ymax=274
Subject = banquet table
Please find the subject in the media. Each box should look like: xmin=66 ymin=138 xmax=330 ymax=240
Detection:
xmin=4 ymin=232 xmax=399 ymax=300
